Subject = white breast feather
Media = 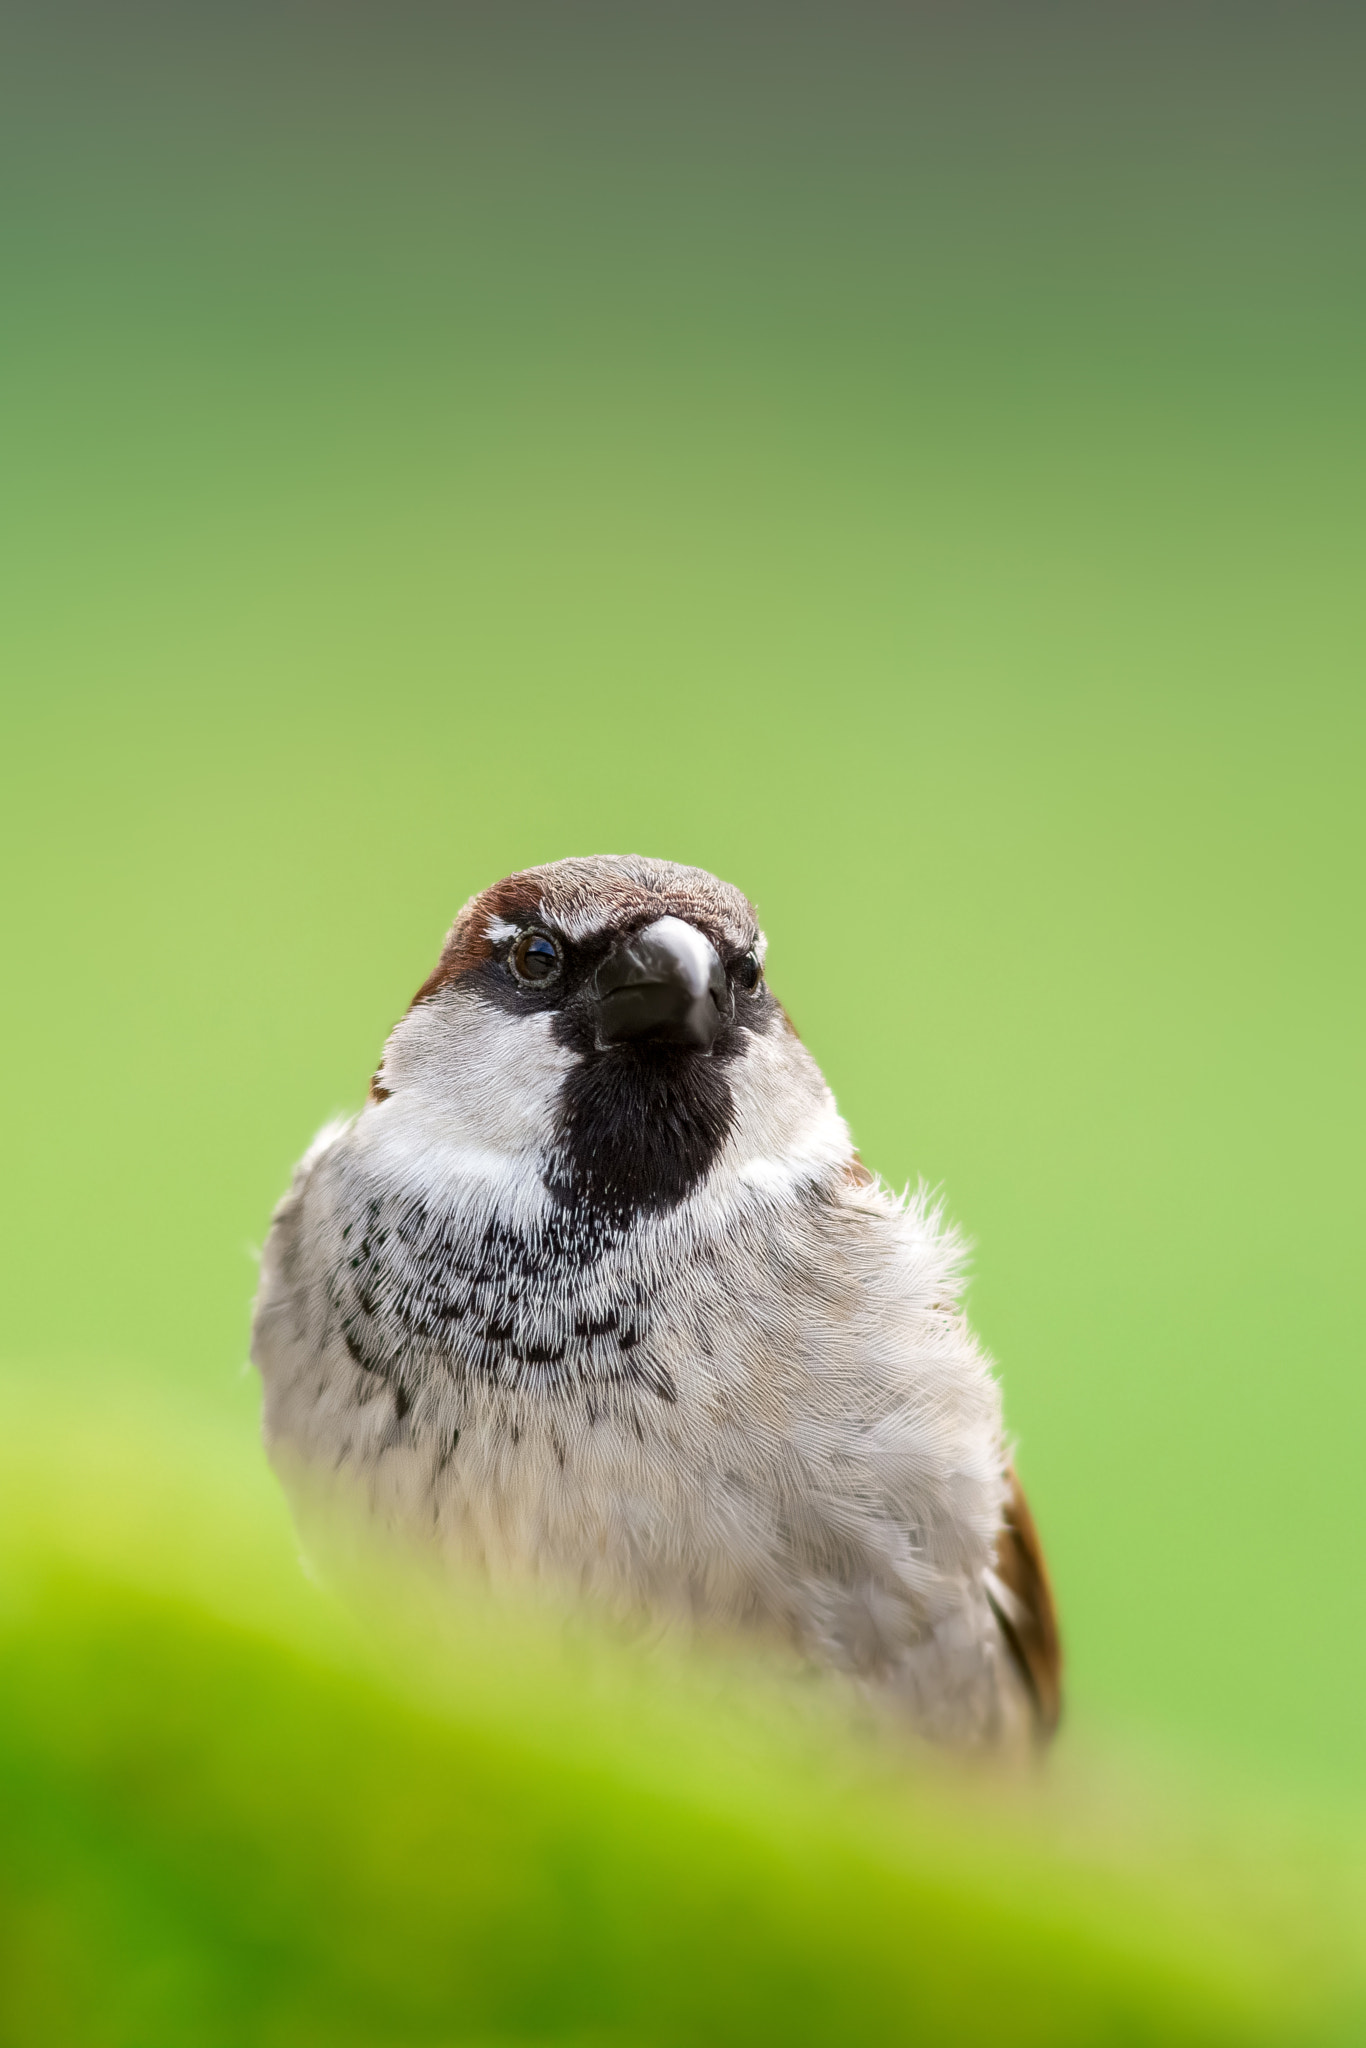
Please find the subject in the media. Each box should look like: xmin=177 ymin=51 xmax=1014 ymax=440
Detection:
xmin=253 ymin=1004 xmax=1021 ymax=1745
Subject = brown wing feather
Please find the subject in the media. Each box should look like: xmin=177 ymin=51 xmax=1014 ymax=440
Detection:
xmin=989 ymin=1467 xmax=1063 ymax=1741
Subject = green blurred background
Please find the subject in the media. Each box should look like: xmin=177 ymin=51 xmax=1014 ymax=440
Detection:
xmin=1 ymin=3 xmax=1364 ymax=2037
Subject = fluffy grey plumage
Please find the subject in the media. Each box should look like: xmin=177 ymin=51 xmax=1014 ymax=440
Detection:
xmin=252 ymin=855 xmax=1060 ymax=1749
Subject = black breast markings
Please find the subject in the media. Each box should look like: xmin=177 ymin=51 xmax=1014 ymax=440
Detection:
xmin=331 ymin=1194 xmax=676 ymax=1403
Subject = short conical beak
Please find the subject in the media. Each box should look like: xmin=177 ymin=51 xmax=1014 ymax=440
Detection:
xmin=591 ymin=915 xmax=730 ymax=1051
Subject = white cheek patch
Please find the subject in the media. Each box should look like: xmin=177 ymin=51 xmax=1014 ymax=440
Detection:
xmin=720 ymin=1020 xmax=852 ymax=1197
xmin=372 ymin=988 xmax=576 ymax=1207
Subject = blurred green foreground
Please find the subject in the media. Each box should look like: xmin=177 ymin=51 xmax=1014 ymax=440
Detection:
xmin=1 ymin=1373 xmax=1363 ymax=2048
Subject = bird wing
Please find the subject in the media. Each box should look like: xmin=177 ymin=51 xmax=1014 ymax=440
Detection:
xmin=986 ymin=1468 xmax=1063 ymax=1740
xmin=839 ymin=1157 xmax=1063 ymax=1739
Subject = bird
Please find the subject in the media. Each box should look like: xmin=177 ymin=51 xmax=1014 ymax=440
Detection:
xmin=252 ymin=854 xmax=1060 ymax=1750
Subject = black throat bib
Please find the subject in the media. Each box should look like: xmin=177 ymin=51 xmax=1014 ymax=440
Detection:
xmin=547 ymin=1039 xmax=737 ymax=1224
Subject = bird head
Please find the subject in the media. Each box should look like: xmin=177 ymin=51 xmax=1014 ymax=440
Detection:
xmin=368 ymin=855 xmax=849 ymax=1225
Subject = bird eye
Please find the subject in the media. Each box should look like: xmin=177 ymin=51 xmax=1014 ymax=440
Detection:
xmin=738 ymin=949 xmax=762 ymax=992
xmin=510 ymin=931 xmax=562 ymax=986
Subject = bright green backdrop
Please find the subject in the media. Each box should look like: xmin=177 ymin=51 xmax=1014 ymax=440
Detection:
xmin=1 ymin=13 xmax=1363 ymax=2024
xmin=4 ymin=0 xmax=1364 ymax=1786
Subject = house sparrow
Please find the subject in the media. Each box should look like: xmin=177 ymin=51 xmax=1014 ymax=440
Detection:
xmin=252 ymin=855 xmax=1060 ymax=1749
